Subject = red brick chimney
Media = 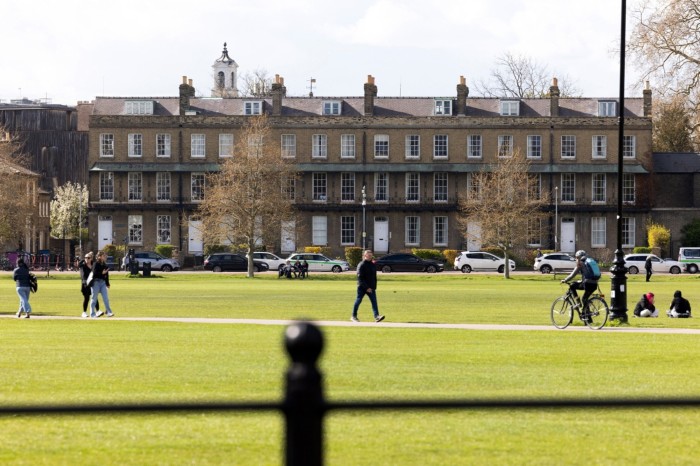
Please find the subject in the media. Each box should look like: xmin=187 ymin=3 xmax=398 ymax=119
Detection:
xmin=456 ymin=76 xmax=469 ymax=116
xmin=364 ymin=75 xmax=377 ymax=116
xmin=272 ymin=74 xmax=287 ymax=116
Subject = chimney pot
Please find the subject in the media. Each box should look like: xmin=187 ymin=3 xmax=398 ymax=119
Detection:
xmin=552 ymin=77 xmax=558 ymax=86
xmin=182 ymin=76 xmax=187 ymax=84
xmin=459 ymin=75 xmax=466 ymax=86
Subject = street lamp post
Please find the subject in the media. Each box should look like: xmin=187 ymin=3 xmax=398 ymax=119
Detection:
xmin=361 ymin=185 xmax=367 ymax=250
xmin=554 ymin=186 xmax=558 ymax=251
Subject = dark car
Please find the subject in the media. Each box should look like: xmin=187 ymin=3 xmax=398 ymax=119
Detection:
xmin=203 ymin=253 xmax=269 ymax=272
xmin=374 ymin=253 xmax=444 ymax=273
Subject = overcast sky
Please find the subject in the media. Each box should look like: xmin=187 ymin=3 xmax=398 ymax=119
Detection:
xmin=2 ymin=0 xmax=643 ymax=105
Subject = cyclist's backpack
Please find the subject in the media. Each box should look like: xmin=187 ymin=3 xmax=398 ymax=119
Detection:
xmin=583 ymin=258 xmax=601 ymax=280
xmin=29 ymin=273 xmax=38 ymax=293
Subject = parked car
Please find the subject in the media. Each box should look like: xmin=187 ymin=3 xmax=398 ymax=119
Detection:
xmin=533 ymin=253 xmax=576 ymax=274
xmin=624 ymin=254 xmax=682 ymax=275
xmin=374 ymin=253 xmax=444 ymax=273
xmin=285 ymin=253 xmax=350 ymax=273
xmin=248 ymin=252 xmax=287 ymax=271
xmin=122 ymin=251 xmax=180 ymax=272
xmin=105 ymin=255 xmax=118 ymax=271
xmin=678 ymin=247 xmax=700 ymax=273
xmin=203 ymin=253 xmax=269 ymax=272
xmin=454 ymin=251 xmax=516 ymax=273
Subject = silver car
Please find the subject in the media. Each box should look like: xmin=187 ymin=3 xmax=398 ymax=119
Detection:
xmin=286 ymin=253 xmax=350 ymax=273
xmin=533 ymin=253 xmax=576 ymax=274
xmin=624 ymin=254 xmax=682 ymax=274
xmin=454 ymin=251 xmax=516 ymax=273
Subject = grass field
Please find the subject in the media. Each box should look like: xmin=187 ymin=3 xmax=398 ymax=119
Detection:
xmin=1 ymin=271 xmax=699 ymax=464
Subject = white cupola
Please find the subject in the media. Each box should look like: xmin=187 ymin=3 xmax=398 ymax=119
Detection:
xmin=211 ymin=42 xmax=239 ymax=97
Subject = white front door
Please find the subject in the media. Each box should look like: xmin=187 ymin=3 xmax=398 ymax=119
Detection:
xmin=467 ymin=221 xmax=482 ymax=251
xmin=561 ymin=218 xmax=575 ymax=253
xmin=281 ymin=220 xmax=296 ymax=254
xmin=188 ymin=220 xmax=203 ymax=254
xmin=373 ymin=217 xmax=389 ymax=253
xmin=98 ymin=216 xmax=112 ymax=250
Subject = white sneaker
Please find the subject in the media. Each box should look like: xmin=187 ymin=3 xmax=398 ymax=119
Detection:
xmin=95 ymin=311 xmax=104 ymax=318
xmin=106 ymin=311 xmax=114 ymax=317
xmin=350 ymin=316 xmax=359 ymax=322
xmin=82 ymin=312 xmax=88 ymax=318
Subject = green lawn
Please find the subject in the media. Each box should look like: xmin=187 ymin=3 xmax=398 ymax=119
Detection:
xmin=1 ymin=271 xmax=699 ymax=464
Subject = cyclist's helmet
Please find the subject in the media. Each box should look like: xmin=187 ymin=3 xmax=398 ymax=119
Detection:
xmin=575 ymin=250 xmax=587 ymax=259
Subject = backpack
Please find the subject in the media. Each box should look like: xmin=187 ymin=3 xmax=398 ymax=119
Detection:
xmin=583 ymin=258 xmax=601 ymax=280
xmin=29 ymin=273 xmax=38 ymax=293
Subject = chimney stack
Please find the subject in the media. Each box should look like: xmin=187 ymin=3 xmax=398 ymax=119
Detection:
xmin=364 ymin=75 xmax=377 ymax=116
xmin=549 ymin=77 xmax=560 ymax=117
xmin=272 ymin=74 xmax=287 ymax=116
xmin=456 ymin=75 xmax=469 ymax=116
xmin=643 ymin=80 xmax=652 ymax=117
xmin=179 ymin=75 xmax=196 ymax=116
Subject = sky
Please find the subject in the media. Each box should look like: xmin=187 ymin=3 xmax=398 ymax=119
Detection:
xmin=1 ymin=0 xmax=643 ymax=106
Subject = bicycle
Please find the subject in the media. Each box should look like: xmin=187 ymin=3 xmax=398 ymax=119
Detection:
xmin=551 ymin=283 xmax=609 ymax=330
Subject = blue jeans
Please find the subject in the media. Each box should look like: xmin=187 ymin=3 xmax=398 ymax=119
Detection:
xmin=91 ymin=280 xmax=112 ymax=314
xmin=16 ymin=286 xmax=31 ymax=314
xmin=352 ymin=286 xmax=379 ymax=318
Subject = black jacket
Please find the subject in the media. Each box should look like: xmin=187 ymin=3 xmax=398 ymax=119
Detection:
xmin=91 ymin=260 xmax=111 ymax=287
xmin=670 ymin=296 xmax=691 ymax=315
xmin=356 ymin=259 xmax=377 ymax=290
xmin=13 ymin=263 xmax=31 ymax=287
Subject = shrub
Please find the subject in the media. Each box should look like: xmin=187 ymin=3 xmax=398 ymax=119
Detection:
xmin=204 ymin=244 xmax=229 ymax=256
xmin=155 ymin=245 xmax=174 ymax=258
xmin=345 ymin=247 xmax=363 ymax=267
xmin=442 ymin=249 xmax=460 ymax=265
xmin=304 ymin=246 xmax=332 ymax=257
xmin=411 ymin=248 xmax=444 ymax=262
xmin=633 ymin=246 xmax=652 ymax=253
xmin=647 ymin=222 xmax=670 ymax=255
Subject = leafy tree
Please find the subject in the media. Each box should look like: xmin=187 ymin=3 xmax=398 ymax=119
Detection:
xmin=647 ymin=222 xmax=671 ymax=255
xmin=197 ymin=115 xmax=298 ymax=277
xmin=653 ymin=96 xmax=695 ymax=152
xmin=50 ymin=182 xmax=88 ymax=240
xmin=457 ymin=150 xmax=550 ymax=278
xmin=0 ymin=130 xmax=34 ymax=250
xmin=681 ymin=219 xmax=700 ymax=246
xmin=629 ymin=0 xmax=700 ymax=146
xmin=473 ymin=52 xmax=581 ymax=98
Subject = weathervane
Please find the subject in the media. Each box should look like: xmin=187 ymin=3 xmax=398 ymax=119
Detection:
xmin=308 ymin=77 xmax=316 ymax=97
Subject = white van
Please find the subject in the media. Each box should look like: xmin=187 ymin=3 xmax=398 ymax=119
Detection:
xmin=677 ymin=247 xmax=700 ymax=273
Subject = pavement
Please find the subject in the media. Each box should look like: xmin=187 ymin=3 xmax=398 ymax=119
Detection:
xmin=2 ymin=314 xmax=699 ymax=334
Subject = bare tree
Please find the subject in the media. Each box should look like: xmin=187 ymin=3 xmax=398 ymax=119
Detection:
xmin=474 ymin=52 xmax=581 ymax=98
xmin=457 ymin=150 xmax=550 ymax=278
xmin=197 ymin=115 xmax=298 ymax=277
xmin=629 ymin=0 xmax=700 ymax=143
xmin=653 ymin=95 xmax=695 ymax=152
xmin=239 ymin=69 xmax=274 ymax=97
xmin=0 ymin=130 xmax=35 ymax=251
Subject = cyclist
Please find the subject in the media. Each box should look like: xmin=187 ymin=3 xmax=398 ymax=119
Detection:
xmin=561 ymin=250 xmax=600 ymax=322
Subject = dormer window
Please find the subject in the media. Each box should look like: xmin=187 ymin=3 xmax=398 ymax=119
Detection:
xmin=125 ymin=100 xmax=154 ymax=115
xmin=500 ymin=100 xmax=519 ymax=116
xmin=434 ymin=99 xmax=452 ymax=116
xmin=598 ymin=101 xmax=617 ymax=117
xmin=244 ymin=101 xmax=263 ymax=115
xmin=323 ymin=101 xmax=341 ymax=115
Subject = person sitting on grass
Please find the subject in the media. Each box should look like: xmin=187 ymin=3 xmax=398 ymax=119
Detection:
xmin=667 ymin=290 xmax=692 ymax=318
xmin=634 ymin=292 xmax=658 ymax=317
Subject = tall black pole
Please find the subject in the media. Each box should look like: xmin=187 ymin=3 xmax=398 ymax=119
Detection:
xmin=610 ymin=0 xmax=629 ymax=323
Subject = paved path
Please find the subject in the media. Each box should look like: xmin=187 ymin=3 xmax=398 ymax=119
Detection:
xmin=2 ymin=314 xmax=699 ymax=334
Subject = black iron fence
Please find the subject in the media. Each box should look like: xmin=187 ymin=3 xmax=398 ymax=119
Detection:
xmin=2 ymin=321 xmax=700 ymax=465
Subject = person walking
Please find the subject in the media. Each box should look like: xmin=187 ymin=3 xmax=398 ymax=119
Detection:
xmin=351 ymin=250 xmax=385 ymax=323
xmin=645 ymin=255 xmax=653 ymax=282
xmin=90 ymin=251 xmax=114 ymax=318
xmin=12 ymin=258 xmax=32 ymax=318
xmin=79 ymin=252 xmax=99 ymax=318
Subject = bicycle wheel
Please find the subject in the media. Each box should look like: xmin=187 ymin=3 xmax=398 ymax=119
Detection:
xmin=551 ymin=296 xmax=573 ymax=329
xmin=584 ymin=297 xmax=609 ymax=330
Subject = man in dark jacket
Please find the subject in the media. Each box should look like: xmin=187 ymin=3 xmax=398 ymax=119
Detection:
xmin=645 ymin=255 xmax=653 ymax=282
xmin=12 ymin=258 xmax=32 ymax=318
xmin=351 ymin=250 xmax=385 ymax=323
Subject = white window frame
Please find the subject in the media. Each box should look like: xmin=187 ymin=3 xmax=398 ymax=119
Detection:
xmin=500 ymin=100 xmax=520 ymax=116
xmin=128 ymin=215 xmax=143 ymax=245
xmin=341 ymin=172 xmax=355 ymax=203
xmin=433 ymin=135 xmax=448 ymax=159
xmin=340 ymin=216 xmax=355 ymax=245
xmin=374 ymin=172 xmax=388 ymax=203
xmin=128 ymin=133 xmax=143 ymax=158
xmin=405 ymin=216 xmax=420 ymax=246
xmin=99 ymin=172 xmax=114 ymax=201
xmin=244 ymin=101 xmax=262 ymax=115
xmin=312 ymin=216 xmax=327 ymax=246
xmin=128 ymin=172 xmax=142 ymax=202
xmin=157 ymin=215 xmax=171 ymax=244
xmin=406 ymin=173 xmax=420 ymax=203
xmin=191 ymin=173 xmax=205 ymax=202
xmin=281 ymin=134 xmax=296 ymax=158
xmin=374 ymin=134 xmax=389 ymax=158
xmin=433 ymin=216 xmax=448 ymax=246
xmin=528 ymin=174 xmax=541 ymax=201
xmin=434 ymin=172 xmax=448 ymax=203
xmin=125 ymin=100 xmax=153 ymax=115
xmin=191 ymin=134 xmax=206 ymax=158
xmin=598 ymin=101 xmax=617 ymax=117
xmin=527 ymin=219 xmax=542 ymax=247
xmin=340 ymin=134 xmax=355 ymax=159
xmin=498 ymin=135 xmax=513 ymax=157
xmin=100 ymin=133 xmax=114 ymax=158
xmin=623 ymin=173 xmax=636 ymax=204
xmin=156 ymin=172 xmax=171 ymax=202
xmin=592 ymin=173 xmax=606 ymax=203
xmin=561 ymin=135 xmax=576 ymax=159
xmin=467 ymin=173 xmax=481 ymax=201
xmin=592 ymin=135 xmax=607 ymax=159
xmin=623 ymin=135 xmax=636 ymax=159
xmin=156 ymin=133 xmax=171 ymax=158
xmin=312 ymin=172 xmax=327 ymax=202
xmin=591 ymin=217 xmax=606 ymax=247
xmin=434 ymin=99 xmax=452 ymax=116
xmin=622 ymin=217 xmax=635 ymax=248
xmin=561 ymin=173 xmax=575 ymax=203
xmin=322 ymin=101 xmax=341 ymax=115
xmin=405 ymin=135 xmax=420 ymax=159
xmin=219 ymin=133 xmax=234 ymax=158
xmin=527 ymin=135 xmax=541 ymax=159
xmin=312 ymin=134 xmax=327 ymax=159
xmin=467 ymin=135 xmax=482 ymax=158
